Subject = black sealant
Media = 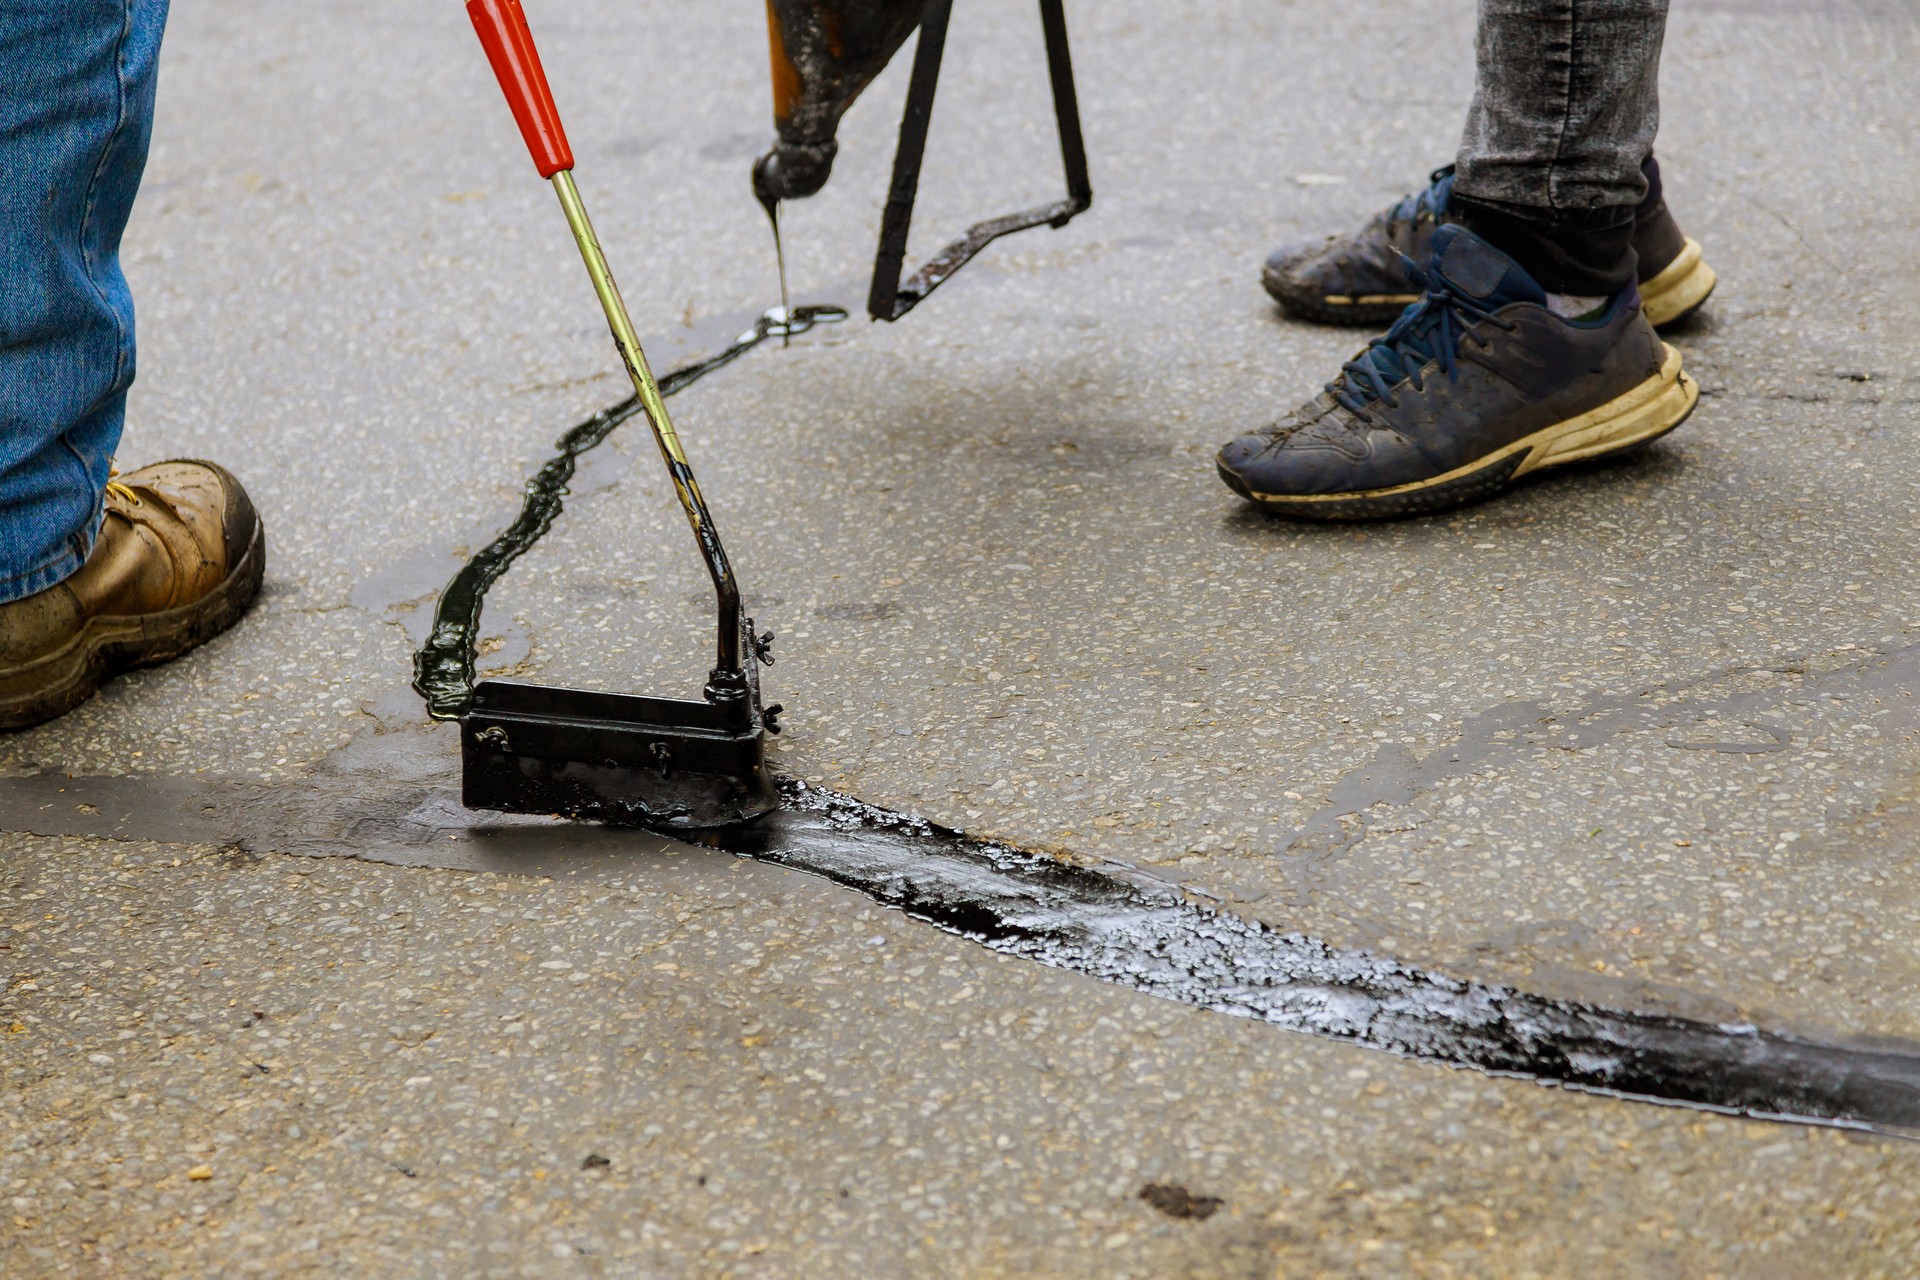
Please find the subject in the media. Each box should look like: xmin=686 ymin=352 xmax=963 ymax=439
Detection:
xmin=4 ymin=761 xmax=1917 ymax=1131
xmin=706 ymin=779 xmax=1920 ymax=1131
xmin=392 ymin=297 xmax=1920 ymax=1135
xmin=410 ymin=303 xmax=846 ymax=720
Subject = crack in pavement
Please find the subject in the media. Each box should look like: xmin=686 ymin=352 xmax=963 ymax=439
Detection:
xmin=4 ymin=761 xmax=1920 ymax=1133
xmin=1284 ymin=640 xmax=1920 ymax=859
xmin=7 ymin=280 xmax=1919 ymax=1143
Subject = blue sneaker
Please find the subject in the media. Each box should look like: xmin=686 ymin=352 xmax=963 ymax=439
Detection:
xmin=1263 ymin=162 xmax=1716 ymax=331
xmin=1219 ymin=224 xmax=1699 ymax=520
xmin=1262 ymin=169 xmax=1456 ymax=328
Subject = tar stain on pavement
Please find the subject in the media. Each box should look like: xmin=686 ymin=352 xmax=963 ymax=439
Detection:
xmin=1137 ymin=1183 xmax=1226 ymax=1221
xmin=702 ymin=778 xmax=1920 ymax=1132
xmin=12 ymin=746 xmax=1920 ymax=1132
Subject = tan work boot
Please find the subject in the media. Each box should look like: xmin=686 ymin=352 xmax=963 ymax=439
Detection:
xmin=0 ymin=460 xmax=265 ymax=730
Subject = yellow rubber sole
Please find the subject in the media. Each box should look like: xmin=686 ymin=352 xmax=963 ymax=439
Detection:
xmin=1286 ymin=238 xmax=1715 ymax=331
xmin=1322 ymin=292 xmax=1420 ymax=309
xmin=1511 ymin=344 xmax=1698 ymax=476
xmin=1229 ymin=344 xmax=1697 ymax=518
xmin=1640 ymin=237 xmax=1717 ymax=328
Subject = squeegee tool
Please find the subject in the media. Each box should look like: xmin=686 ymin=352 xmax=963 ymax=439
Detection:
xmin=460 ymin=0 xmax=778 ymax=829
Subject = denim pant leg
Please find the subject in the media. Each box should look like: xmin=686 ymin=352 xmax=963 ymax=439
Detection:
xmin=1451 ymin=0 xmax=1669 ymax=293
xmin=0 ymin=0 xmax=169 ymax=605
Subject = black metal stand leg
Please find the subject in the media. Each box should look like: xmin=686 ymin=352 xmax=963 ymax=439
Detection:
xmin=867 ymin=0 xmax=1093 ymax=322
xmin=868 ymin=0 xmax=954 ymax=321
xmin=1039 ymin=0 xmax=1092 ymax=211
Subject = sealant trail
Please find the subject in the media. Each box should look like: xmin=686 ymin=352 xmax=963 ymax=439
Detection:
xmin=410 ymin=304 xmax=847 ymax=720
xmin=696 ymin=778 xmax=1920 ymax=1134
xmin=9 ymin=737 xmax=1917 ymax=1131
xmin=400 ymin=291 xmax=1920 ymax=1134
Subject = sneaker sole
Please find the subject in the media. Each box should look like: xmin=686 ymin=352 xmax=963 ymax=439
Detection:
xmin=1220 ymin=344 xmax=1698 ymax=520
xmin=0 ymin=514 xmax=267 ymax=731
xmin=1639 ymin=237 xmax=1717 ymax=329
xmin=1266 ymin=237 xmax=1716 ymax=332
xmin=1261 ymin=263 xmax=1419 ymax=329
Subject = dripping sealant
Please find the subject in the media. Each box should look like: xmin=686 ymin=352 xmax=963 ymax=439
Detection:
xmin=756 ymin=190 xmax=793 ymax=349
xmin=411 ymin=303 xmax=846 ymax=720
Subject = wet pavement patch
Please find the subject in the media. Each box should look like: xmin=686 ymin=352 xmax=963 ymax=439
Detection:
xmin=1285 ymin=643 xmax=1920 ymax=859
xmin=9 ymin=762 xmax=1919 ymax=1134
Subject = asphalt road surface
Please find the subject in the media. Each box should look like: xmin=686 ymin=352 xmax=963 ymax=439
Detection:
xmin=5 ymin=0 xmax=1919 ymax=1275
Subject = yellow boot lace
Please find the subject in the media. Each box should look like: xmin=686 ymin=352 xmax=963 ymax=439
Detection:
xmin=105 ymin=465 xmax=142 ymax=508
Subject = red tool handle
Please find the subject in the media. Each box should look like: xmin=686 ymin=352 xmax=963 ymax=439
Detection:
xmin=467 ymin=0 xmax=574 ymax=178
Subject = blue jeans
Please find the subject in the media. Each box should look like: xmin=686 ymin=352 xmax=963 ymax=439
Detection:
xmin=0 ymin=0 xmax=168 ymax=604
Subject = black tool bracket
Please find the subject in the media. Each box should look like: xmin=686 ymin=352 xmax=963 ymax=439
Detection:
xmin=867 ymin=0 xmax=1093 ymax=322
xmin=461 ymin=615 xmax=778 ymax=829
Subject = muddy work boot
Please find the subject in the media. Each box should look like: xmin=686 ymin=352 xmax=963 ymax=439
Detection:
xmin=1218 ymin=225 xmax=1698 ymax=520
xmin=0 ymin=461 xmax=265 ymax=729
xmin=1263 ymin=159 xmax=1716 ymax=331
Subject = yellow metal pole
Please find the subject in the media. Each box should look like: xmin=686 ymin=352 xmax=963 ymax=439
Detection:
xmin=548 ymin=169 xmax=743 ymax=678
xmin=552 ymin=172 xmax=695 ymax=477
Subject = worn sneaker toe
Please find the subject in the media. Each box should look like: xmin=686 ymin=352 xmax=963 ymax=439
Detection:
xmin=1224 ymin=226 xmax=1700 ymax=521
xmin=1261 ymin=239 xmax=1324 ymax=290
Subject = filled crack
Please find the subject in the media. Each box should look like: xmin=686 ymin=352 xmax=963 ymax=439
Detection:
xmin=6 ymin=740 xmax=1919 ymax=1131
xmin=383 ymin=295 xmax=1920 ymax=1135
xmin=693 ymin=778 xmax=1920 ymax=1133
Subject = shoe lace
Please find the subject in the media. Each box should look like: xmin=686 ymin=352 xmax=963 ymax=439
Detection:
xmin=105 ymin=466 xmax=142 ymax=508
xmin=1383 ymin=166 xmax=1454 ymax=238
xmin=1331 ymin=255 xmax=1518 ymax=414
